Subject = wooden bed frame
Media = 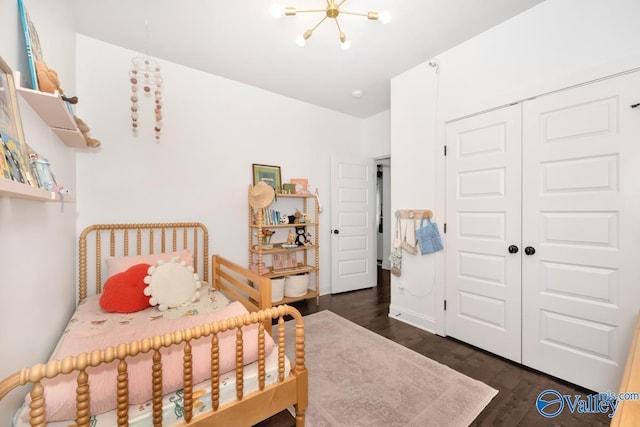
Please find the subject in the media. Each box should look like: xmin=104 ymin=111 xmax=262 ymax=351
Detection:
xmin=0 ymin=222 xmax=308 ymax=426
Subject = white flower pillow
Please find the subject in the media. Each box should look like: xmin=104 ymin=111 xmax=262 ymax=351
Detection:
xmin=143 ymin=257 xmax=201 ymax=311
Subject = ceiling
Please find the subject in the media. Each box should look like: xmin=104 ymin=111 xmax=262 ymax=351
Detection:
xmin=72 ymin=0 xmax=546 ymax=118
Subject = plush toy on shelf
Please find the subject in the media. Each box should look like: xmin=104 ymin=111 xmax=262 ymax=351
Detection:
xmin=287 ymin=229 xmax=296 ymax=245
xmin=35 ymin=60 xmax=76 ymax=103
xmin=293 ymin=210 xmax=311 ymax=224
xmin=35 ymin=61 xmax=101 ymax=149
xmin=294 ymin=226 xmax=308 ymax=246
xmin=74 ymin=116 xmax=101 ymax=148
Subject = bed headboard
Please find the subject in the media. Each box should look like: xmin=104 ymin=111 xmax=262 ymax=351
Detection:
xmin=78 ymin=222 xmax=209 ymax=302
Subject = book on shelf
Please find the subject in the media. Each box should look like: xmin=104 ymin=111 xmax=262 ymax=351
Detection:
xmin=18 ymin=0 xmax=44 ymax=91
xmin=0 ymin=131 xmax=37 ymax=187
xmin=254 ymin=207 xmax=286 ymax=225
xmin=0 ymin=138 xmax=12 ymax=180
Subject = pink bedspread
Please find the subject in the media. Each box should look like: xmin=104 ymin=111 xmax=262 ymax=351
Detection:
xmin=26 ymin=288 xmax=274 ymax=422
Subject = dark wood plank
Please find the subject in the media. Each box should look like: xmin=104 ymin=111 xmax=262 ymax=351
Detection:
xmin=255 ymin=268 xmax=612 ymax=426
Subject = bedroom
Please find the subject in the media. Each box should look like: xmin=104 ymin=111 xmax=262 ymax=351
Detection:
xmin=1 ymin=0 xmax=640 ymax=424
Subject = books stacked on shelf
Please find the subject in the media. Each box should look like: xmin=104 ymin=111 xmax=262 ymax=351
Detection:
xmin=255 ymin=207 xmax=285 ymax=225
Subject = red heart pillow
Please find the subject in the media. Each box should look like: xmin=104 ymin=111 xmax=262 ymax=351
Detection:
xmin=100 ymin=263 xmax=152 ymax=313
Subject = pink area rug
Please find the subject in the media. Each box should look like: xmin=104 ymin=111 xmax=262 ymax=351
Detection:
xmin=285 ymin=310 xmax=497 ymax=426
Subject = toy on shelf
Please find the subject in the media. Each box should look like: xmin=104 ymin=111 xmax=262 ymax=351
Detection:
xmin=35 ymin=61 xmax=100 ymax=149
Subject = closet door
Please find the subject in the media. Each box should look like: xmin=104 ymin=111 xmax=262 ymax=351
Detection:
xmin=522 ymin=71 xmax=640 ymax=392
xmin=445 ymin=104 xmax=523 ymax=362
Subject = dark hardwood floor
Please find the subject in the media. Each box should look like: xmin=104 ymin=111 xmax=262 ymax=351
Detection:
xmin=256 ymin=268 xmax=612 ymax=426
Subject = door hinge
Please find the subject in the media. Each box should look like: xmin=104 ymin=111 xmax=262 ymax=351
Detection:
xmin=443 ymin=223 xmax=446 ymax=234
xmin=444 ymin=145 xmax=447 ymax=156
xmin=444 ymin=300 xmax=447 ymax=311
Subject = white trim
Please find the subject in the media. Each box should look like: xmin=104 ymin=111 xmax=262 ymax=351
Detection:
xmin=441 ymin=53 xmax=640 ymax=124
xmin=389 ymin=304 xmax=436 ymax=334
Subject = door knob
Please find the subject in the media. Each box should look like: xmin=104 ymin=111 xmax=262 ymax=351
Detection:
xmin=508 ymin=245 xmax=519 ymax=254
xmin=333 ymin=229 xmax=340 ymax=234
xmin=524 ymin=246 xmax=536 ymax=256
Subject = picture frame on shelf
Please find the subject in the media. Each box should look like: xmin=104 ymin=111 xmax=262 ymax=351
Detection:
xmin=252 ymin=163 xmax=282 ymax=192
xmin=290 ymin=178 xmax=309 ymax=194
xmin=282 ymin=183 xmax=296 ymax=194
xmin=0 ymin=57 xmax=36 ymax=187
xmin=272 ymin=252 xmax=298 ymax=272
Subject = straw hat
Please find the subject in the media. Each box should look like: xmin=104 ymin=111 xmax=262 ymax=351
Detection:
xmin=249 ymin=181 xmax=275 ymax=208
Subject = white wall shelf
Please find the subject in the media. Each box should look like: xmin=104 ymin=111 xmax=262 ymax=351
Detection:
xmin=0 ymin=179 xmax=73 ymax=202
xmin=14 ymin=71 xmax=88 ymax=149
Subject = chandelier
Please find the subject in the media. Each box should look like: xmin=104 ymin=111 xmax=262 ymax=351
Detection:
xmin=271 ymin=1 xmax=391 ymax=50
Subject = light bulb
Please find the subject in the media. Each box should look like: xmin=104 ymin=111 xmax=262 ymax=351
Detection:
xmin=296 ymin=35 xmax=306 ymax=47
xmin=270 ymin=4 xmax=284 ymax=18
xmin=341 ymin=39 xmax=351 ymax=50
xmin=379 ymin=10 xmax=391 ymax=24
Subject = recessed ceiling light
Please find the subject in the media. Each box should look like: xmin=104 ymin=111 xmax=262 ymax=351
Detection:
xmin=352 ymin=89 xmax=364 ymax=99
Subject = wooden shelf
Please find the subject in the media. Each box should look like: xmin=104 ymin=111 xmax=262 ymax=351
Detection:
xmin=14 ymin=71 xmax=89 ymax=149
xmin=250 ymin=222 xmax=318 ymax=229
xmin=272 ymin=289 xmax=318 ymax=305
xmin=250 ymin=245 xmax=318 ymax=254
xmin=249 ymin=184 xmax=320 ymax=305
xmin=0 ymin=179 xmax=73 ymax=202
xmin=275 ymin=193 xmax=316 ymax=199
xmin=267 ymin=264 xmax=318 ymax=278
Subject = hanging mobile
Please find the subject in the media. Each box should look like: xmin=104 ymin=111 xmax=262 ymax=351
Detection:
xmin=128 ymin=20 xmax=163 ymax=142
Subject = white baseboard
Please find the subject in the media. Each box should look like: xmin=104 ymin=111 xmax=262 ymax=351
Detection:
xmin=388 ymin=304 xmax=436 ymax=334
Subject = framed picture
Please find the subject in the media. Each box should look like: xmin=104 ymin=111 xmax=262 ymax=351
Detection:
xmin=290 ymin=178 xmax=309 ymax=194
xmin=0 ymin=56 xmax=35 ymax=186
xmin=282 ymin=183 xmax=296 ymax=194
xmin=252 ymin=163 xmax=282 ymax=192
xmin=272 ymin=252 xmax=298 ymax=272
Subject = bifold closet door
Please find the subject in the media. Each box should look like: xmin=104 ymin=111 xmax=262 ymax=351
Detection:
xmin=521 ymin=70 xmax=640 ymax=392
xmin=444 ymin=104 xmax=523 ymax=363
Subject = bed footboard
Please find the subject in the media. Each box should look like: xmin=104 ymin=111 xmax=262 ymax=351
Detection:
xmin=213 ymin=254 xmax=272 ymax=315
xmin=0 ymin=305 xmax=307 ymax=427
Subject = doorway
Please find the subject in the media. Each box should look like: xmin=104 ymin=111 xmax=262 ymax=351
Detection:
xmin=376 ymin=157 xmax=391 ymax=269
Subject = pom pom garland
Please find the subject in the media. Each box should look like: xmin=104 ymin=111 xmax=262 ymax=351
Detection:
xmin=128 ymin=56 xmax=163 ymax=141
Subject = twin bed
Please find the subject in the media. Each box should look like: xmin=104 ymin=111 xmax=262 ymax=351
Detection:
xmin=0 ymin=222 xmax=308 ymax=426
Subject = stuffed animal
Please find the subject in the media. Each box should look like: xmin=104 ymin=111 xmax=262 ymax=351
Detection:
xmin=294 ymin=226 xmax=307 ymax=246
xmin=35 ymin=61 xmax=77 ymax=103
xmin=280 ymin=215 xmax=289 ymax=224
xmin=292 ymin=210 xmax=311 ymax=224
xmin=74 ymin=116 xmax=101 ymax=148
xmin=287 ymin=229 xmax=296 ymax=245
xmin=304 ymin=230 xmax=313 ymax=246
xmin=34 ymin=61 xmax=100 ymax=148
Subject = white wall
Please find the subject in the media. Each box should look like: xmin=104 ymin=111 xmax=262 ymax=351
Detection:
xmin=0 ymin=0 xmax=77 ymax=420
xmin=389 ymin=62 xmax=440 ymax=329
xmin=75 ymin=36 xmax=369 ymax=297
xmin=389 ymin=0 xmax=640 ymax=334
xmin=361 ymin=109 xmax=390 ymax=158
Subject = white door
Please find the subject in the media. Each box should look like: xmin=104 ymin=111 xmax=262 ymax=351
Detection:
xmin=445 ymin=104 xmax=523 ymax=362
xmin=522 ymin=71 xmax=640 ymax=392
xmin=330 ymin=156 xmax=377 ymax=294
